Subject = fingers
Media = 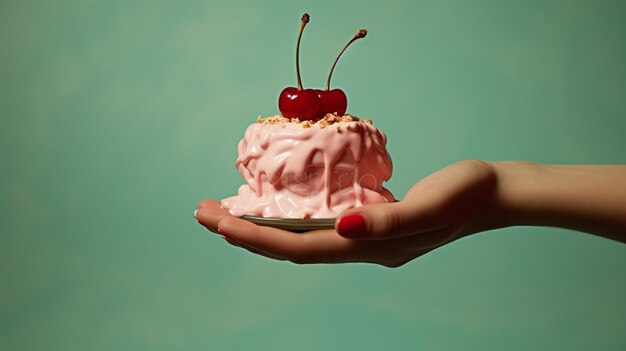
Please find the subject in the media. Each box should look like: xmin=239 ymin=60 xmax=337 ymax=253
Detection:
xmin=195 ymin=199 xmax=230 ymax=233
xmin=192 ymin=199 xmax=451 ymax=266
xmin=194 ymin=199 xmax=284 ymax=260
xmin=223 ymin=234 xmax=287 ymax=261
xmin=217 ymin=216 xmax=371 ymax=264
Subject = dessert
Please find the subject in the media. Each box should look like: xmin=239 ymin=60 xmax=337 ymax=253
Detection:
xmin=221 ymin=13 xmax=395 ymax=219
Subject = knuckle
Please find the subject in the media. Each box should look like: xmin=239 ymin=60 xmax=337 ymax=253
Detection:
xmin=288 ymin=253 xmax=314 ymax=265
xmin=374 ymin=206 xmax=401 ymax=237
xmin=286 ymin=236 xmax=315 ymax=265
xmin=459 ymin=159 xmax=497 ymax=177
xmin=379 ymin=251 xmax=413 ymax=268
xmin=380 ymin=260 xmax=403 ymax=268
xmin=458 ymin=159 xmax=485 ymax=168
xmin=382 ymin=257 xmax=410 ymax=268
xmin=197 ymin=199 xmax=213 ymax=208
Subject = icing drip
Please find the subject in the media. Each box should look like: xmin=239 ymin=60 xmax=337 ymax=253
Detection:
xmin=222 ymin=121 xmax=395 ymax=218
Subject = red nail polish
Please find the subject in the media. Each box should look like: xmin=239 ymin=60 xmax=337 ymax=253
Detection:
xmin=337 ymin=213 xmax=367 ymax=237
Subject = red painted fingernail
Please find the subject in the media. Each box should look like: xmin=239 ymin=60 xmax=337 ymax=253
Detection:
xmin=337 ymin=213 xmax=367 ymax=237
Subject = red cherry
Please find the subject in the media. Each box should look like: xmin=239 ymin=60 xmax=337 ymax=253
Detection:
xmin=279 ymin=87 xmax=320 ymax=120
xmin=279 ymin=14 xmax=320 ymax=120
xmin=315 ymin=89 xmax=347 ymax=116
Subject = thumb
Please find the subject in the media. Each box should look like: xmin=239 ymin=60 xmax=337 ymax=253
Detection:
xmin=335 ymin=199 xmax=446 ymax=240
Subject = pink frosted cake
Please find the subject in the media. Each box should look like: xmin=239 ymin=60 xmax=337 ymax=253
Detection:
xmin=221 ymin=114 xmax=394 ymax=219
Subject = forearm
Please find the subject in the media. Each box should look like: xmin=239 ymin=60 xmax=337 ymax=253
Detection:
xmin=487 ymin=161 xmax=626 ymax=242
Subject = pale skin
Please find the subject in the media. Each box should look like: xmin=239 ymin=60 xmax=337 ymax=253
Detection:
xmin=195 ymin=160 xmax=626 ymax=267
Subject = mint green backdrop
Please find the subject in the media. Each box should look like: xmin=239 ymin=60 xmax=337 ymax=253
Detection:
xmin=1 ymin=1 xmax=625 ymax=350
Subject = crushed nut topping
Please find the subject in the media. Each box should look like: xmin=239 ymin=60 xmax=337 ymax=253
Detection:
xmin=257 ymin=113 xmax=372 ymax=128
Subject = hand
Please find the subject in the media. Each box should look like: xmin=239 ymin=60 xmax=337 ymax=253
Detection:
xmin=195 ymin=160 xmax=497 ymax=267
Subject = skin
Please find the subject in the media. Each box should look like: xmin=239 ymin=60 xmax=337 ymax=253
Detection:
xmin=195 ymin=160 xmax=626 ymax=267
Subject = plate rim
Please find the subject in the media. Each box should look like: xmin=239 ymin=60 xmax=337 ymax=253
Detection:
xmin=240 ymin=215 xmax=336 ymax=232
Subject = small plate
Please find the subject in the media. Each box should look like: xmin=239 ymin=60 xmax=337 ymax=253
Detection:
xmin=241 ymin=215 xmax=336 ymax=232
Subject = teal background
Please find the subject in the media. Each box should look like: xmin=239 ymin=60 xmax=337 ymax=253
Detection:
xmin=1 ymin=0 xmax=625 ymax=350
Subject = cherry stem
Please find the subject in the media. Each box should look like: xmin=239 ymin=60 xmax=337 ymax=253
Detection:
xmin=295 ymin=13 xmax=310 ymax=91
xmin=325 ymin=29 xmax=367 ymax=91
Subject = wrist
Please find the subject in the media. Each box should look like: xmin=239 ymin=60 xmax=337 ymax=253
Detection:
xmin=454 ymin=160 xmax=508 ymax=236
xmin=462 ymin=160 xmax=546 ymax=235
xmin=489 ymin=161 xmax=546 ymax=229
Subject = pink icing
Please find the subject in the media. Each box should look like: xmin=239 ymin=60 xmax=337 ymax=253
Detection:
xmin=221 ymin=121 xmax=395 ymax=218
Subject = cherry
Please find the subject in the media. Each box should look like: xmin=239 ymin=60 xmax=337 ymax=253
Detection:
xmin=316 ymin=29 xmax=367 ymax=118
xmin=317 ymin=89 xmax=347 ymax=116
xmin=278 ymin=13 xmax=320 ymax=120
xmin=279 ymin=87 xmax=320 ymax=120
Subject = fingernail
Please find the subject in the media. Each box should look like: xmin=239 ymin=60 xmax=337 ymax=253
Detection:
xmin=337 ymin=213 xmax=367 ymax=237
xmin=193 ymin=209 xmax=198 ymax=219
xmin=221 ymin=234 xmax=239 ymax=247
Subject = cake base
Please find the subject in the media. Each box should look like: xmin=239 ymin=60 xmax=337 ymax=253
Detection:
xmin=222 ymin=115 xmax=395 ymax=219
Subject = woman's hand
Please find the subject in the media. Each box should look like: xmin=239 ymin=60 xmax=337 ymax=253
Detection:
xmin=196 ymin=160 xmax=626 ymax=266
xmin=195 ymin=160 xmax=498 ymax=267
